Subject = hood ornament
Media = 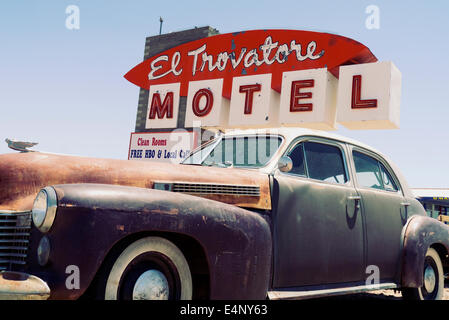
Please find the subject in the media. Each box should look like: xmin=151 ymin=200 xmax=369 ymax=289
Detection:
xmin=5 ymin=138 xmax=38 ymax=152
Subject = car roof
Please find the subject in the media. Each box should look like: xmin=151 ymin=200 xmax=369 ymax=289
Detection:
xmin=222 ymin=127 xmax=381 ymax=155
xmin=220 ymin=127 xmax=413 ymax=198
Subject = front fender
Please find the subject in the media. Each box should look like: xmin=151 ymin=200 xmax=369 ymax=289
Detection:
xmin=401 ymin=215 xmax=449 ymax=288
xmin=26 ymin=184 xmax=272 ymax=300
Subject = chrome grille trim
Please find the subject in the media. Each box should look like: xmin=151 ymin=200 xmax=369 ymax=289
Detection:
xmin=171 ymin=183 xmax=260 ymax=196
xmin=0 ymin=210 xmax=31 ymax=271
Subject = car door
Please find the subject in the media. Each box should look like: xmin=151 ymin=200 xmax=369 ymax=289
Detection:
xmin=350 ymin=147 xmax=407 ymax=282
xmin=272 ymin=138 xmax=365 ymax=288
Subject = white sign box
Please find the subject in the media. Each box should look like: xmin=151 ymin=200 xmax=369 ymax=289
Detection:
xmin=184 ymin=79 xmax=230 ymax=128
xmin=128 ymin=131 xmax=198 ymax=163
xmin=142 ymin=62 xmax=401 ymax=131
xmin=146 ymin=83 xmax=180 ymax=129
xmin=336 ymin=62 xmax=402 ymax=129
xmin=229 ymin=74 xmax=280 ymax=128
xmin=279 ymin=68 xmax=337 ymax=130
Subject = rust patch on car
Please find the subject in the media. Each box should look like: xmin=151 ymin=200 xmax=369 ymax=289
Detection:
xmin=150 ymin=208 xmax=179 ymax=215
xmin=0 ymin=152 xmax=271 ymax=211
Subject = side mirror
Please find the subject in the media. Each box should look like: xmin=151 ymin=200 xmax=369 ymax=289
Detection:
xmin=278 ymin=156 xmax=293 ymax=173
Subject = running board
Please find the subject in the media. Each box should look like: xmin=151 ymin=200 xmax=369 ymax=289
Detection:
xmin=268 ymin=283 xmax=398 ymax=300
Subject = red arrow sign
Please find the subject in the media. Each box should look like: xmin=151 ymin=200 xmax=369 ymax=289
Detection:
xmin=124 ymin=29 xmax=377 ymax=99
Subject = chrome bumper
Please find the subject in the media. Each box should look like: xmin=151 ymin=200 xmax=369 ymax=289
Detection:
xmin=0 ymin=271 xmax=50 ymax=300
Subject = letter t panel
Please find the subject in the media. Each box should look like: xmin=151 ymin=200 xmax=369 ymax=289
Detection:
xmin=229 ymin=74 xmax=280 ymax=128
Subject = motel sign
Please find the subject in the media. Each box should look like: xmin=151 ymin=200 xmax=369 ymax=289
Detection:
xmin=125 ymin=29 xmax=401 ymax=131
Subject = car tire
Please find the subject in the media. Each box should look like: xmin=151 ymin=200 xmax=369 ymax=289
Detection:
xmin=104 ymin=236 xmax=192 ymax=300
xmin=402 ymin=247 xmax=444 ymax=300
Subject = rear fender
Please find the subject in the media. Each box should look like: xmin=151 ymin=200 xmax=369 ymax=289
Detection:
xmin=401 ymin=215 xmax=449 ymax=288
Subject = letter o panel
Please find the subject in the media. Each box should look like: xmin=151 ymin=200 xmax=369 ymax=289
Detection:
xmin=185 ymin=79 xmax=229 ymax=128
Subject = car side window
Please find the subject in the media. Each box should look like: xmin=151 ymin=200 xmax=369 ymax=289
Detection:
xmin=379 ymin=162 xmax=398 ymax=192
xmin=352 ymin=151 xmax=398 ymax=191
xmin=304 ymin=142 xmax=347 ymax=184
xmin=287 ymin=141 xmax=347 ymax=184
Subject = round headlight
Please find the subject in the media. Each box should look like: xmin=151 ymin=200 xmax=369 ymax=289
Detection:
xmin=32 ymin=187 xmax=57 ymax=233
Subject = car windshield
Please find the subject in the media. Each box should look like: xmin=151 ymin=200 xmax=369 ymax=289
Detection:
xmin=182 ymin=135 xmax=283 ymax=168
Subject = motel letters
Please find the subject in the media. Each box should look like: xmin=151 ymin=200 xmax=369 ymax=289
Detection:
xmin=146 ymin=62 xmax=401 ymax=130
xmin=124 ymin=30 xmax=402 ymax=130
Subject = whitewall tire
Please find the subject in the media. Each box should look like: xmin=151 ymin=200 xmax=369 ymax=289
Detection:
xmin=104 ymin=236 xmax=192 ymax=300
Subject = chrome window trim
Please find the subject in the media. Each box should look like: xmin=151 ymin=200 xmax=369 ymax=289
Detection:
xmin=350 ymin=145 xmax=404 ymax=196
xmin=182 ymin=135 xmax=223 ymax=165
xmin=277 ymin=136 xmax=353 ymax=188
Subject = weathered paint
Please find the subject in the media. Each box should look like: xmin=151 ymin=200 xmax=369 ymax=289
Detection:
xmin=272 ymin=169 xmax=365 ymax=286
xmin=0 ymin=152 xmax=271 ymax=211
xmin=401 ymin=215 xmax=449 ymax=288
xmin=124 ymin=29 xmax=377 ymax=98
xmin=0 ymin=271 xmax=50 ymax=300
xmin=25 ymin=184 xmax=272 ymax=300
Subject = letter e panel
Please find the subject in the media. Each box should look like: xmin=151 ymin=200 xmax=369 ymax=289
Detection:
xmin=279 ymin=68 xmax=337 ymax=130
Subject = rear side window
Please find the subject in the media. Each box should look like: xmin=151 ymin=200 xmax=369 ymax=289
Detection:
xmin=379 ymin=162 xmax=398 ymax=192
xmin=353 ymin=151 xmax=398 ymax=191
xmin=287 ymin=141 xmax=347 ymax=184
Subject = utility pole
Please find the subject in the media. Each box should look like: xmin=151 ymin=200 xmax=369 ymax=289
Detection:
xmin=159 ymin=17 xmax=163 ymax=35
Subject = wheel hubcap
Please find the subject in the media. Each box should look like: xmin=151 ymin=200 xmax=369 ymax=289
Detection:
xmin=424 ymin=265 xmax=436 ymax=293
xmin=132 ymin=269 xmax=169 ymax=300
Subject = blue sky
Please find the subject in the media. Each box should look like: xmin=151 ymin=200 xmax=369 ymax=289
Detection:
xmin=0 ymin=0 xmax=448 ymax=188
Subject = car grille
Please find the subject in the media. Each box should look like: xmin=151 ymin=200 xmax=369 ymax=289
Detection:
xmin=0 ymin=210 xmax=31 ymax=271
xmin=172 ymin=183 xmax=260 ymax=196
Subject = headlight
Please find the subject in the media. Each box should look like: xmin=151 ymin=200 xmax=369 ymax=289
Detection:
xmin=37 ymin=236 xmax=51 ymax=266
xmin=32 ymin=187 xmax=57 ymax=233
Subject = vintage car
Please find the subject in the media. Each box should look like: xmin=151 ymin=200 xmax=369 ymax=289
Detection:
xmin=0 ymin=128 xmax=448 ymax=300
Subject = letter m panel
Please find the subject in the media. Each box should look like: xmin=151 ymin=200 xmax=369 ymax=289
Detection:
xmin=146 ymin=83 xmax=180 ymax=129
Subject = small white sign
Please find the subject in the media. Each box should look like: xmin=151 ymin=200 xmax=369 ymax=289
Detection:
xmin=128 ymin=131 xmax=198 ymax=163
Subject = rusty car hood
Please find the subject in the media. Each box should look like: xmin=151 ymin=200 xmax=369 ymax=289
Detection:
xmin=0 ymin=152 xmax=271 ymax=211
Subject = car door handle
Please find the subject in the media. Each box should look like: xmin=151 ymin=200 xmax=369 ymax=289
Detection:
xmin=347 ymin=195 xmax=361 ymax=219
xmin=401 ymin=202 xmax=411 ymax=207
